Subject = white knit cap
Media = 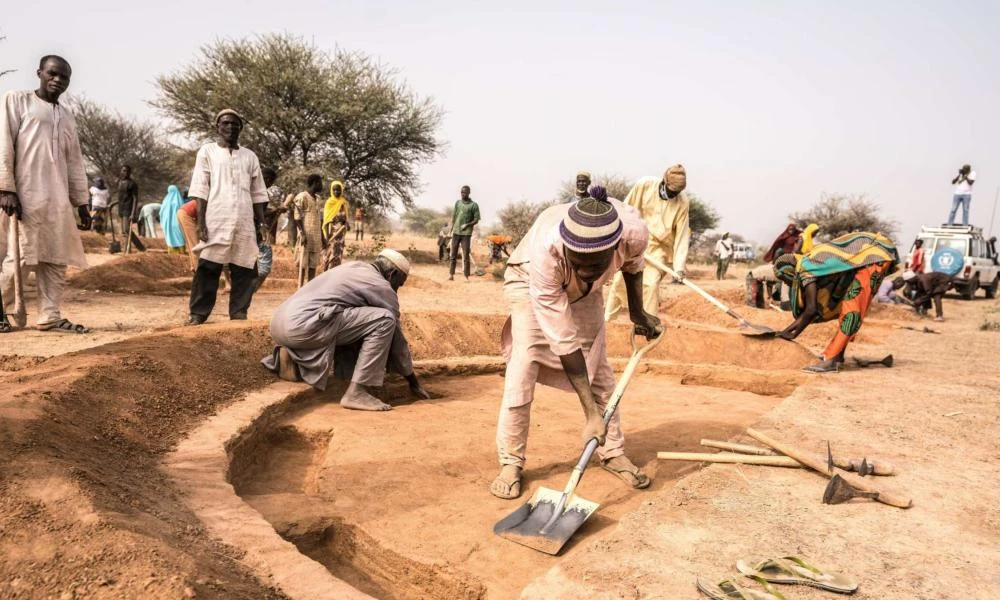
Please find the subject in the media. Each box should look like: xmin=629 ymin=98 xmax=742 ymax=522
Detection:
xmin=379 ymin=248 xmax=411 ymax=275
xmin=902 ymin=270 xmax=916 ymax=281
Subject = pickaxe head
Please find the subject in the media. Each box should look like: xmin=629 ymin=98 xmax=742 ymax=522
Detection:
xmin=823 ymin=474 xmax=880 ymax=505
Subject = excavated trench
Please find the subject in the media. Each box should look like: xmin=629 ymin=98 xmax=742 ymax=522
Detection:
xmin=224 ymin=317 xmax=816 ymax=600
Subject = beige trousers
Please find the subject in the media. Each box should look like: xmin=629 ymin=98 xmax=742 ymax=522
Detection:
xmin=497 ymin=281 xmax=624 ymax=468
xmin=0 ymin=258 xmax=67 ymax=327
xmin=604 ymin=260 xmax=670 ymax=321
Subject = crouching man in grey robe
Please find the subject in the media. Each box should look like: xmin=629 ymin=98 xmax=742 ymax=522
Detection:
xmin=261 ymin=248 xmax=431 ymax=411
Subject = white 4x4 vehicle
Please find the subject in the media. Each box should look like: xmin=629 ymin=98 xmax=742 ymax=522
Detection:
xmin=905 ymin=225 xmax=1000 ymax=299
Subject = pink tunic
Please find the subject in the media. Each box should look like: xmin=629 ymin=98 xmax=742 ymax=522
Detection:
xmin=501 ymin=199 xmax=648 ymax=396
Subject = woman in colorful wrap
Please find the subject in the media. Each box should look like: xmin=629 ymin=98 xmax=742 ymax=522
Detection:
xmin=322 ymin=180 xmax=350 ymax=271
xmin=774 ymin=232 xmax=900 ymax=373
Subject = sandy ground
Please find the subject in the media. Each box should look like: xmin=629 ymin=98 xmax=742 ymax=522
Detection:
xmin=0 ymin=231 xmax=998 ymax=599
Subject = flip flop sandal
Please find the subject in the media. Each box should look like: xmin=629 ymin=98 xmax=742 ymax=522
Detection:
xmin=696 ymin=576 xmax=786 ymax=600
xmin=601 ymin=456 xmax=651 ymax=489
xmin=489 ymin=470 xmax=521 ymax=500
xmin=36 ymin=319 xmax=89 ymax=334
xmin=0 ymin=320 xmax=11 ymax=333
xmin=736 ymin=556 xmax=858 ymax=594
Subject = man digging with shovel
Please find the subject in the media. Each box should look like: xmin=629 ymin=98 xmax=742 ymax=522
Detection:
xmin=491 ymin=187 xmax=662 ymax=500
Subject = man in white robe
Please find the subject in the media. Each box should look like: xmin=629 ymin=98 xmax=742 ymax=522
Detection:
xmin=0 ymin=55 xmax=91 ymax=334
xmin=186 ymin=109 xmax=268 ymax=325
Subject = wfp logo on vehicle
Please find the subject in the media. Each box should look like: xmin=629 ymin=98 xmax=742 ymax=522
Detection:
xmin=930 ymin=248 xmax=964 ymax=276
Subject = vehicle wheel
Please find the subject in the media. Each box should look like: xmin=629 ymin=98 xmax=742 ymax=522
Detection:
xmin=962 ymin=274 xmax=980 ymax=300
xmin=986 ymin=275 xmax=1000 ymax=299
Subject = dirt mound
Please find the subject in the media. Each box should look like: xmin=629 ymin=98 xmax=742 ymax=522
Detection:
xmin=79 ymin=231 xmax=167 ymax=253
xmin=0 ymin=354 xmax=48 ymax=371
xmin=662 ymin=287 xmax=750 ymax=325
xmin=0 ymin=324 xmax=283 ymax=598
xmin=70 ymin=252 xmax=192 ymax=295
xmin=405 ymin=274 xmax=443 ymax=290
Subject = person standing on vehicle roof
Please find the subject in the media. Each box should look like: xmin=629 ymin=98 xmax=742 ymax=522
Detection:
xmin=947 ymin=164 xmax=975 ymax=226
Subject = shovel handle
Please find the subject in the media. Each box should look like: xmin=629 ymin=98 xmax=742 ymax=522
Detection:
xmin=644 ymin=254 xmax=739 ymax=318
xmin=9 ymin=215 xmax=25 ymax=321
xmin=561 ymin=333 xmax=664 ymax=498
xmin=604 ymin=332 xmax=663 ymax=427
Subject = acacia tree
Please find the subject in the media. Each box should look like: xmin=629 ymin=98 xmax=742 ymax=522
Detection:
xmin=497 ymin=199 xmax=557 ymax=243
xmin=70 ymin=98 xmax=189 ymax=202
xmin=153 ymin=33 xmax=444 ymax=215
xmin=401 ymin=206 xmax=452 ymax=237
xmin=790 ymin=194 xmax=897 ymax=239
xmin=555 ymin=172 xmax=633 ymax=202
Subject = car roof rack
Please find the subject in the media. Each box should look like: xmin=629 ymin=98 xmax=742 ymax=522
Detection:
xmin=922 ymin=224 xmax=981 ymax=235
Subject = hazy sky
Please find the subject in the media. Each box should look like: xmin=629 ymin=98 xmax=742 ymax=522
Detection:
xmin=3 ymin=1 xmax=999 ymax=243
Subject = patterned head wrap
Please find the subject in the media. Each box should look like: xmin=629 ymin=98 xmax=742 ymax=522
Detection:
xmin=663 ymin=164 xmax=687 ymax=193
xmin=560 ymin=197 xmax=623 ymax=253
xmin=588 ymin=185 xmax=608 ymax=202
xmin=773 ymin=253 xmax=798 ymax=286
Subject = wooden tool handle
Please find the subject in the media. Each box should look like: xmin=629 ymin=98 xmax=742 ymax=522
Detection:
xmin=701 ymin=439 xmax=777 ymax=456
xmin=9 ymin=216 xmax=25 ymax=321
xmin=836 ymin=457 xmax=896 ymax=476
xmin=644 ymin=254 xmax=733 ymax=314
xmin=747 ymin=428 xmax=912 ymax=509
xmin=703 ymin=438 xmax=895 ymax=475
xmin=657 ymin=452 xmax=800 ymax=467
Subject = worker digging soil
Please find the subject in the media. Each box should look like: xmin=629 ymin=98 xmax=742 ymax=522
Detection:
xmin=491 ymin=187 xmax=662 ymax=500
xmin=261 ymin=248 xmax=432 ymax=410
xmin=775 ymin=231 xmax=900 ymax=373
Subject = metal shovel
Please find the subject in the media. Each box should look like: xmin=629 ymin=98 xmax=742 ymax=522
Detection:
xmin=643 ymin=254 xmax=777 ymax=337
xmin=493 ymin=332 xmax=663 ymax=555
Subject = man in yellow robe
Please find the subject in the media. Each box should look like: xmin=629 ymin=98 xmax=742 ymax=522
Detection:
xmin=605 ymin=164 xmax=690 ymax=320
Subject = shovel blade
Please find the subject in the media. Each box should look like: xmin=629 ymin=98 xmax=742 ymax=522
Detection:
xmin=740 ymin=328 xmax=778 ymax=338
xmin=493 ymin=486 xmax=600 ymax=555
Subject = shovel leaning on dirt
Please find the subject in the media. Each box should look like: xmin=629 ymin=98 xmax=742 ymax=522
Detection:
xmin=642 ymin=254 xmax=777 ymax=337
xmin=493 ymin=332 xmax=664 ymax=555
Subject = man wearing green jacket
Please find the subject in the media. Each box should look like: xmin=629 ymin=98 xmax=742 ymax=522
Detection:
xmin=449 ymin=185 xmax=480 ymax=281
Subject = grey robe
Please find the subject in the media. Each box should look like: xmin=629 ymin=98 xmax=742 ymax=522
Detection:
xmin=261 ymin=262 xmax=414 ymax=389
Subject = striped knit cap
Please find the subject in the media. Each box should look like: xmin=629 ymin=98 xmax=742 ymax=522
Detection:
xmin=560 ymin=197 xmax=623 ymax=253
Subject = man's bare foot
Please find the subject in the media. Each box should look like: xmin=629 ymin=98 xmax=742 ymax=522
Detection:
xmin=277 ymin=347 xmax=301 ymax=382
xmin=340 ymin=382 xmax=391 ymax=411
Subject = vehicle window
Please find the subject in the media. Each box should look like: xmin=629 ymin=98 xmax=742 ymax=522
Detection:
xmin=935 ymin=238 xmax=968 ymax=254
xmin=916 ymin=237 xmax=935 ymax=253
